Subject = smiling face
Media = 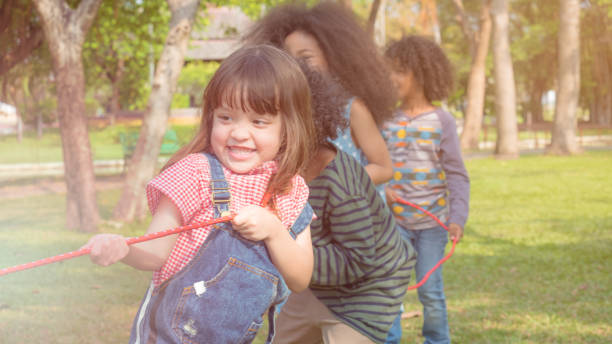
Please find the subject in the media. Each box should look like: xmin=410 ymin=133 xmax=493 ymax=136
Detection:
xmin=284 ymin=30 xmax=329 ymax=75
xmin=210 ymin=101 xmax=283 ymax=174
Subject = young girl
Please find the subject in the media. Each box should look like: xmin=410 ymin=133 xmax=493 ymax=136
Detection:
xmin=270 ymin=63 xmax=417 ymax=344
xmin=83 ymin=45 xmax=316 ymax=344
xmin=243 ymin=1 xmax=394 ymax=188
xmin=383 ymin=35 xmax=470 ymax=344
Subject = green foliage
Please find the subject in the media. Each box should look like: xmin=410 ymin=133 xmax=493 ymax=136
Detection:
xmin=211 ymin=0 xmax=285 ymax=19
xmin=2 ymin=31 xmax=57 ymax=126
xmin=579 ymin=0 xmax=612 ymax=110
xmin=175 ymin=61 xmax=220 ymax=108
xmin=0 ymin=123 xmax=200 ymax=164
xmin=171 ymin=93 xmax=190 ymax=109
xmin=83 ymin=0 xmax=170 ymax=113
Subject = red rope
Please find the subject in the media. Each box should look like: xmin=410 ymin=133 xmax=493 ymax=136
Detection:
xmin=0 ymin=191 xmax=272 ymax=277
xmin=1 ymin=195 xmax=457 ymax=290
xmin=394 ymin=198 xmax=458 ymax=290
xmin=0 ymin=215 xmax=234 ymax=277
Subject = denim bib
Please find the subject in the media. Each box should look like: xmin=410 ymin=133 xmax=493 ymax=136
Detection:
xmin=129 ymin=153 xmax=313 ymax=344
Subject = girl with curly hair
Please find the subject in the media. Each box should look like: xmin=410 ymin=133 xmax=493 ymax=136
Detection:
xmin=383 ymin=35 xmax=470 ymax=344
xmin=243 ymin=1 xmax=394 ymax=189
xmin=271 ymin=62 xmax=416 ymax=344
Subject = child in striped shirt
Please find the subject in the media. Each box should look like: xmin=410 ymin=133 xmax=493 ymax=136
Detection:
xmin=273 ymin=64 xmax=417 ymax=344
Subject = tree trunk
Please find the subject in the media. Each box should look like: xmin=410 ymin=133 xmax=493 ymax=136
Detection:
xmin=590 ymin=32 xmax=611 ymax=125
xmin=491 ymin=0 xmax=518 ymax=158
xmin=417 ymin=0 xmax=441 ymax=43
xmin=549 ymin=0 xmax=581 ymax=155
xmin=0 ymin=1 xmax=44 ymax=77
xmin=366 ymin=0 xmax=382 ymax=38
xmin=458 ymin=0 xmax=492 ymax=151
xmin=15 ymin=108 xmax=23 ymax=143
xmin=528 ymin=77 xmax=546 ymax=125
xmin=113 ymin=0 xmax=200 ymax=222
xmin=108 ymin=58 xmax=125 ymax=118
xmin=373 ymin=0 xmax=387 ymax=47
xmin=33 ymin=0 xmax=102 ymax=232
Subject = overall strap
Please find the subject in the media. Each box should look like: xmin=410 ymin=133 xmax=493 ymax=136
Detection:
xmin=203 ymin=153 xmax=230 ymax=217
xmin=287 ymin=203 xmax=314 ymax=240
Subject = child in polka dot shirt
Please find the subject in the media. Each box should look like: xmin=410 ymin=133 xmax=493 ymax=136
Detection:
xmin=382 ymin=35 xmax=470 ymax=344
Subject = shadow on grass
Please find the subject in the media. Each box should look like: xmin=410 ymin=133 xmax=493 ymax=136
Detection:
xmin=437 ymin=228 xmax=612 ymax=343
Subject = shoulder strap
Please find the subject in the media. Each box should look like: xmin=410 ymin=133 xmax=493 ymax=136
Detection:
xmin=288 ymin=203 xmax=314 ymax=240
xmin=202 ymin=153 xmax=230 ymax=217
xmin=343 ymin=97 xmax=355 ymax=120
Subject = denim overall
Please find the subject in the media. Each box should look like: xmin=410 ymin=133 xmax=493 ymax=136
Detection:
xmin=129 ymin=153 xmax=313 ymax=344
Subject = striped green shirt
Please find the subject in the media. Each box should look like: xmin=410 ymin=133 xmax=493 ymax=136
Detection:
xmin=308 ymin=149 xmax=416 ymax=343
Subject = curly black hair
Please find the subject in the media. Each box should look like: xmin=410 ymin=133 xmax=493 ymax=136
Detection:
xmin=384 ymin=35 xmax=453 ymax=102
xmin=298 ymin=60 xmax=348 ymax=147
xmin=242 ymin=1 xmax=395 ymax=126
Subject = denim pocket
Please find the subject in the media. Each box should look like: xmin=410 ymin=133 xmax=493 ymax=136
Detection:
xmin=171 ymin=257 xmax=279 ymax=344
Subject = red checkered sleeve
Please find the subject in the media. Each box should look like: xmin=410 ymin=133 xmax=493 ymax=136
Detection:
xmin=275 ymin=174 xmax=312 ymax=230
xmin=146 ymin=154 xmax=210 ymax=225
xmin=146 ymin=155 xmax=311 ymax=286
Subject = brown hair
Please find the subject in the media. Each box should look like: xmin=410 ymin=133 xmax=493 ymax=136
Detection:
xmin=164 ymin=45 xmax=316 ymax=197
xmin=384 ymin=35 xmax=453 ymax=102
xmin=243 ymin=1 xmax=395 ymax=127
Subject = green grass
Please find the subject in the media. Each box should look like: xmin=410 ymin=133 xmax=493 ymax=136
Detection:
xmin=0 ymin=124 xmax=198 ymax=164
xmin=1 ymin=151 xmax=611 ymax=343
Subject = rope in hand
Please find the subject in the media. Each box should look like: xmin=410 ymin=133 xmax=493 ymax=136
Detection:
xmin=395 ymin=197 xmax=458 ymax=290
xmin=0 ymin=192 xmax=277 ymax=277
xmin=0 ymin=215 xmax=235 ymax=277
xmin=0 ymin=194 xmax=457 ymax=290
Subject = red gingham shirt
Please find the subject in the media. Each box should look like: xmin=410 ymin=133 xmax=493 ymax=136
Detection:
xmin=146 ymin=153 xmax=310 ymax=286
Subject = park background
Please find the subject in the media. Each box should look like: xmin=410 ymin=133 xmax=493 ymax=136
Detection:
xmin=1 ymin=0 xmax=611 ymax=343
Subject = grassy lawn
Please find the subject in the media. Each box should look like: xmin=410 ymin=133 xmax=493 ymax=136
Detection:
xmin=0 ymin=151 xmax=611 ymax=343
xmin=0 ymin=124 xmax=198 ymax=164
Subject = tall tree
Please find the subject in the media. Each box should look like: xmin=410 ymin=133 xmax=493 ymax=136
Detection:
xmin=511 ymin=0 xmax=558 ymax=126
xmin=580 ymin=0 xmax=611 ymax=125
xmin=454 ymin=0 xmax=492 ymax=151
xmin=490 ymin=0 xmax=518 ymax=158
xmin=113 ymin=0 xmax=201 ymax=221
xmin=366 ymin=0 xmax=382 ymax=37
xmin=33 ymin=0 xmax=103 ymax=232
xmin=83 ymin=0 xmax=168 ymax=116
xmin=0 ymin=0 xmax=44 ymax=77
xmin=549 ymin=0 xmax=581 ymax=154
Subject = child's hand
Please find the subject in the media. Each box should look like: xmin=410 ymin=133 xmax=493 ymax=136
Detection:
xmin=232 ymin=205 xmax=283 ymax=242
xmin=448 ymin=223 xmax=463 ymax=243
xmin=385 ymin=187 xmax=399 ymax=206
xmin=83 ymin=234 xmax=130 ymax=266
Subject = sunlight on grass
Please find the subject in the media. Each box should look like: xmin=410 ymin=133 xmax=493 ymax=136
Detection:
xmin=0 ymin=124 xmax=198 ymax=164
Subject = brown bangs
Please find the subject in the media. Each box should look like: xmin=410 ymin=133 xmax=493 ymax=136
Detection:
xmin=205 ymin=52 xmax=281 ymax=116
xmin=167 ymin=45 xmax=315 ymax=198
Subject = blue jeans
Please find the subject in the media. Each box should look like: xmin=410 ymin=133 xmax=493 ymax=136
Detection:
xmin=384 ymin=304 xmax=403 ymax=344
xmin=398 ymin=224 xmax=450 ymax=344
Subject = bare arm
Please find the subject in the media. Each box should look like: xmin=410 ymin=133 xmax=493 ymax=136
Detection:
xmin=232 ymin=205 xmax=314 ymax=292
xmin=349 ymin=98 xmax=393 ymax=185
xmin=265 ymin=225 xmax=313 ymax=292
xmin=86 ymin=195 xmax=180 ymax=271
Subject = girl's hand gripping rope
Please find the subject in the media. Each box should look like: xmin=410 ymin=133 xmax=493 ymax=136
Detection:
xmin=0 ymin=214 xmax=234 ymax=277
xmin=84 ymin=233 xmax=130 ymax=267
